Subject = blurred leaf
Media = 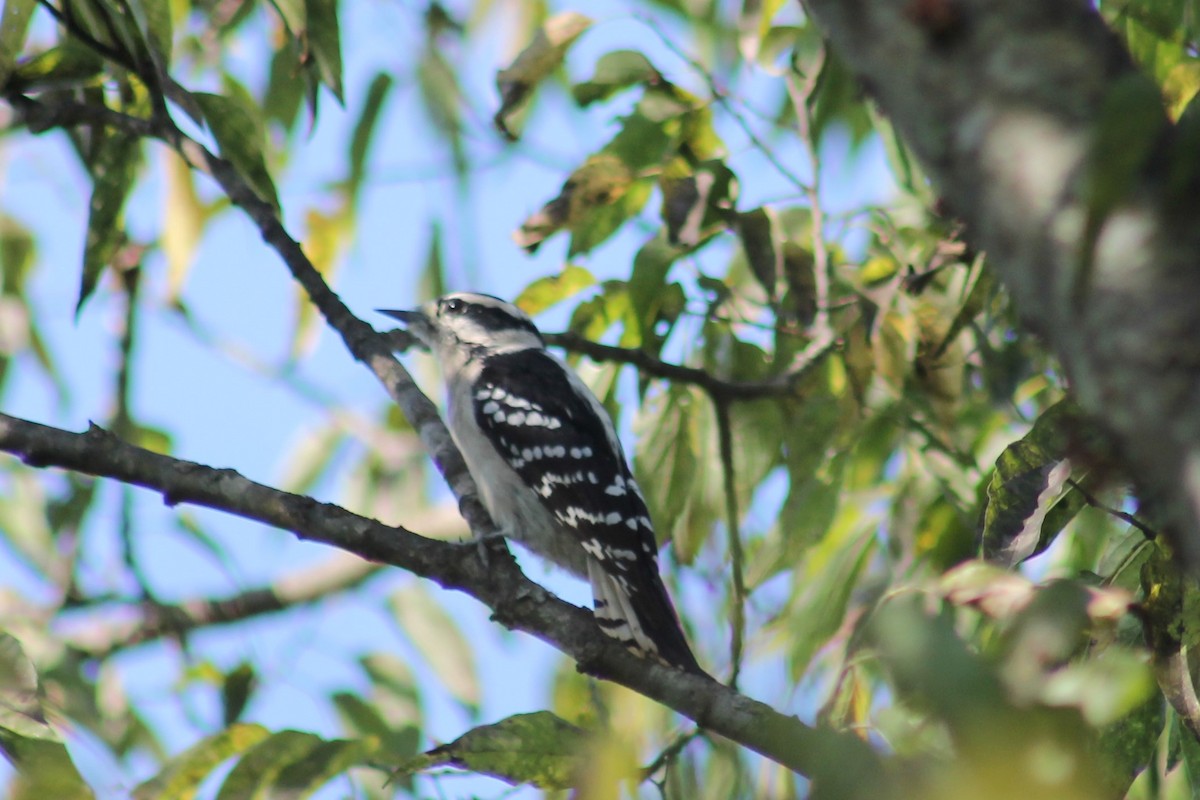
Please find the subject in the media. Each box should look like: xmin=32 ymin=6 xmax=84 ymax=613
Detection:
xmin=980 ymin=400 xmax=1081 ymax=566
xmin=215 ymin=730 xmax=320 ymax=800
xmin=417 ymin=219 xmax=446 ymax=302
xmin=0 ymin=0 xmax=35 ymax=85
xmin=347 ymin=71 xmax=393 ymax=207
xmin=333 ymin=692 xmax=420 ymax=759
xmin=271 ymin=738 xmax=372 ymax=796
xmin=133 ymin=723 xmax=269 ymax=800
xmin=515 ymin=265 xmax=595 ymax=315
xmin=626 ymin=234 xmax=682 ymax=344
xmin=0 ymin=732 xmax=94 ymax=800
xmin=269 ymin=0 xmax=306 ymax=35
xmin=263 ymin=41 xmax=308 ymax=131
xmin=737 ymin=207 xmax=781 ymax=301
xmin=0 ymin=633 xmax=45 ymax=739
xmin=195 ymin=87 xmax=279 ymax=209
xmin=78 ymin=131 xmax=140 ymax=316
xmin=127 ymin=0 xmax=173 ymax=64
xmin=1038 ymin=649 xmax=1154 ymax=726
xmin=162 ymin=149 xmax=206 ymax=301
xmin=303 ymin=0 xmax=343 ymax=101
xmin=277 ymin=422 xmax=345 ymax=495
xmin=634 ymin=385 xmax=700 ymax=554
xmin=514 ymin=153 xmax=643 ymax=255
xmin=416 ymin=43 xmax=466 ymax=177
xmin=389 ymin=584 xmax=480 ymax=714
xmin=10 ymin=37 xmax=105 ymax=90
xmin=785 ymin=525 xmax=874 ymax=676
xmin=398 ymin=711 xmax=586 ymax=789
xmin=494 ymin=11 xmax=592 ymax=139
xmin=293 ymin=206 xmax=351 ymax=356
xmin=360 ymin=653 xmax=422 ymax=731
xmin=659 ymin=160 xmax=737 ymax=247
xmin=573 ymin=49 xmax=660 ymax=106
xmin=221 ymin=663 xmax=257 ymax=727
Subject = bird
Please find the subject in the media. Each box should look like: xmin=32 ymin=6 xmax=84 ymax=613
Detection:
xmin=380 ymin=292 xmax=701 ymax=673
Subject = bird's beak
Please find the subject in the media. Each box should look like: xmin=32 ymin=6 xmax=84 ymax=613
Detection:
xmin=378 ymin=307 xmax=433 ymax=351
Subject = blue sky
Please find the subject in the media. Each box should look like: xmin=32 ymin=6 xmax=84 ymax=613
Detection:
xmin=1 ymin=0 xmax=893 ymax=795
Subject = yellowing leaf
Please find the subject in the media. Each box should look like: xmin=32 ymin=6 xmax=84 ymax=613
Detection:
xmin=494 ymin=11 xmax=592 ymax=139
xmin=162 ymin=150 xmax=205 ymax=301
xmin=515 ymin=265 xmax=595 ymax=316
xmin=133 ymin=724 xmax=269 ymax=800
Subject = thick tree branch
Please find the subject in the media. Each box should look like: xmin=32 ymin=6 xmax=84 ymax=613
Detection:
xmin=0 ymin=413 xmax=887 ymax=795
xmin=802 ymin=0 xmax=1200 ymax=563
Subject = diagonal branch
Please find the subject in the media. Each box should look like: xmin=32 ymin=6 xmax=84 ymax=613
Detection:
xmin=0 ymin=411 xmax=888 ymax=793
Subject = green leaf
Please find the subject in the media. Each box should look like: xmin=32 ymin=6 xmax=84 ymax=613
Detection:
xmin=270 ymin=738 xmax=371 ymax=797
xmin=493 ymin=11 xmax=592 ymax=140
xmin=77 ymin=131 xmax=140 ymax=316
xmin=397 ymin=711 xmax=587 ymax=789
xmin=195 ymin=88 xmax=279 ymax=209
xmin=346 ymin=72 xmax=392 ymax=205
xmin=215 ymin=730 xmax=320 ymax=800
xmin=389 ymin=584 xmax=480 ymax=714
xmin=133 ymin=723 xmax=270 ymax=800
xmin=263 ymin=42 xmax=308 ymax=131
xmin=127 ymin=0 xmax=173 ymax=64
xmin=417 ymin=43 xmax=465 ymax=176
xmin=568 ymin=178 xmax=653 ymax=257
xmin=626 ymin=234 xmax=682 ymax=343
xmin=515 ymin=265 xmax=595 ymax=316
xmin=221 ymin=663 xmax=257 ymax=727
xmin=268 ymin=0 xmax=306 ymax=36
xmin=360 ymin=653 xmax=422 ymax=731
xmin=303 ymin=0 xmax=343 ymax=101
xmin=737 ymin=207 xmax=781 ymax=300
xmin=572 ymin=49 xmax=660 ymax=106
xmin=10 ymin=34 xmax=105 ymax=91
xmin=980 ymin=400 xmax=1083 ymax=566
xmin=785 ymin=524 xmax=874 ymax=675
xmin=0 ymin=732 xmax=94 ymax=800
xmin=633 ymin=385 xmax=701 ymax=555
xmin=0 ymin=0 xmax=36 ymax=85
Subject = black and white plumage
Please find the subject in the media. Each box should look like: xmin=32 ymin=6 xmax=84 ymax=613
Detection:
xmin=380 ymin=292 xmax=700 ymax=673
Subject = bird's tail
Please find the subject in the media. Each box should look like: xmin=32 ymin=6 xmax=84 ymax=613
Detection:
xmin=587 ymin=559 xmax=703 ymax=674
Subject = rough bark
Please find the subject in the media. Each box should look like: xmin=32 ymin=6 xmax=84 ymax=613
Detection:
xmin=803 ymin=0 xmax=1200 ymax=562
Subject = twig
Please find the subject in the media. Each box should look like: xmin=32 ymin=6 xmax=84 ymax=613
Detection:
xmin=57 ymin=553 xmax=385 ymax=658
xmin=544 ymin=331 xmax=834 ymax=401
xmin=641 ymin=727 xmax=702 ymax=780
xmin=782 ymin=54 xmax=837 ymax=375
xmin=1066 ymin=478 xmax=1158 ymax=540
xmin=633 ymin=12 xmax=811 ymax=195
xmin=713 ymin=398 xmax=746 ymax=688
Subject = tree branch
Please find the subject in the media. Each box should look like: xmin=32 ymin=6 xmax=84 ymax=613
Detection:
xmin=0 ymin=413 xmax=888 ymax=794
xmin=543 ymin=331 xmax=833 ymax=400
xmin=56 ymin=553 xmax=385 ymax=658
xmin=801 ymin=0 xmax=1200 ymax=563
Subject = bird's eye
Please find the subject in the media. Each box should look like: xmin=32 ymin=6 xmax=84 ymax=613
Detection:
xmin=442 ymin=298 xmax=464 ymax=314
